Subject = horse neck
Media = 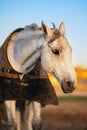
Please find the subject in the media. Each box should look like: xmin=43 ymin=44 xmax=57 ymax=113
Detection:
xmin=7 ymin=30 xmax=45 ymax=73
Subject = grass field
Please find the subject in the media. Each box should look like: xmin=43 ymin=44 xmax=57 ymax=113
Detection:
xmin=58 ymin=95 xmax=87 ymax=102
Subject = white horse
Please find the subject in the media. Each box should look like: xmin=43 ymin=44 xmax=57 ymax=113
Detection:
xmin=0 ymin=22 xmax=77 ymax=130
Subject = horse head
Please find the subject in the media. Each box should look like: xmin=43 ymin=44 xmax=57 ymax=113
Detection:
xmin=41 ymin=22 xmax=77 ymax=93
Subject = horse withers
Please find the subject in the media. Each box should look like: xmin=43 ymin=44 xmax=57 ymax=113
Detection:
xmin=0 ymin=21 xmax=77 ymax=130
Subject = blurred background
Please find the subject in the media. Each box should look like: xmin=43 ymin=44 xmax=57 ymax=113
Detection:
xmin=0 ymin=0 xmax=87 ymax=130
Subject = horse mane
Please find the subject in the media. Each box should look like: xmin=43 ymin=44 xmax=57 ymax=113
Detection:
xmin=24 ymin=23 xmax=40 ymax=31
xmin=24 ymin=22 xmax=56 ymax=32
xmin=24 ymin=23 xmax=61 ymax=44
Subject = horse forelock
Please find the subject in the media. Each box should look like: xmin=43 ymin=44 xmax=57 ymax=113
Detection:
xmin=48 ymin=29 xmax=62 ymax=44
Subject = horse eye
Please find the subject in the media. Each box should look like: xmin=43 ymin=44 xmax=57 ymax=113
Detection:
xmin=52 ymin=49 xmax=60 ymax=55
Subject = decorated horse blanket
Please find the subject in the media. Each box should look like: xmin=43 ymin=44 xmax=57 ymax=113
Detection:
xmin=0 ymin=29 xmax=58 ymax=106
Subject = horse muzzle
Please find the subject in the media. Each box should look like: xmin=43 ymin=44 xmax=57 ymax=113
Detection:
xmin=61 ymin=79 xmax=76 ymax=93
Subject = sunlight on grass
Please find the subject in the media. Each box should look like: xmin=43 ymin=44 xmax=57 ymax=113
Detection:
xmin=75 ymin=66 xmax=87 ymax=81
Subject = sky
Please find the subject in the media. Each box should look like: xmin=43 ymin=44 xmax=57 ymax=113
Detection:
xmin=0 ymin=0 xmax=87 ymax=67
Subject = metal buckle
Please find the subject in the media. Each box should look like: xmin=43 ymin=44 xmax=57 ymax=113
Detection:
xmin=3 ymin=68 xmax=10 ymax=73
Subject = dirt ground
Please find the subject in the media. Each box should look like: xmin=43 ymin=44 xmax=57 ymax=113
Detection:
xmin=41 ymin=101 xmax=87 ymax=130
xmin=0 ymin=101 xmax=87 ymax=130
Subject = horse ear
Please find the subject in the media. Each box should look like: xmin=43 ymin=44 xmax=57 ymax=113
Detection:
xmin=41 ymin=21 xmax=52 ymax=37
xmin=59 ymin=22 xmax=65 ymax=35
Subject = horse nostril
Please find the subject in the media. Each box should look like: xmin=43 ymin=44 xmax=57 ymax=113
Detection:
xmin=66 ymin=81 xmax=73 ymax=88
